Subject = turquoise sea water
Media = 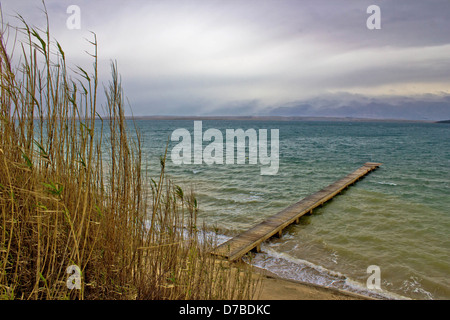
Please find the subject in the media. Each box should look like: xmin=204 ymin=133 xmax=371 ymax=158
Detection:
xmin=135 ymin=120 xmax=449 ymax=300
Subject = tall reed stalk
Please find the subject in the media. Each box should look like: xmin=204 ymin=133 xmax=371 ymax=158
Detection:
xmin=0 ymin=7 xmax=259 ymax=300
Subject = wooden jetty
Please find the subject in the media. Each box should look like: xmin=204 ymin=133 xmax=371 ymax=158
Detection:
xmin=213 ymin=162 xmax=382 ymax=261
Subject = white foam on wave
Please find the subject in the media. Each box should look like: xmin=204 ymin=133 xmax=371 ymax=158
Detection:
xmin=158 ymin=223 xmax=413 ymax=300
xmin=400 ymin=276 xmax=434 ymax=300
xmin=377 ymin=181 xmax=397 ymax=186
xmin=246 ymin=245 xmax=410 ymax=300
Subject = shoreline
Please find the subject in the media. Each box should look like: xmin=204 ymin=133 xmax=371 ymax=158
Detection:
xmin=212 ymin=234 xmax=385 ymax=300
xmin=250 ymin=263 xmax=377 ymax=300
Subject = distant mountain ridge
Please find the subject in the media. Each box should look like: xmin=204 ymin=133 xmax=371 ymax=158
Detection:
xmin=267 ymin=100 xmax=450 ymax=121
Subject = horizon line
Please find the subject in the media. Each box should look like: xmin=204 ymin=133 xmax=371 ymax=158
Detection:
xmin=30 ymin=115 xmax=446 ymax=123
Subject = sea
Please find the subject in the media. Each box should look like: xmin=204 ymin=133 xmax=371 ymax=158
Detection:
xmin=133 ymin=119 xmax=449 ymax=300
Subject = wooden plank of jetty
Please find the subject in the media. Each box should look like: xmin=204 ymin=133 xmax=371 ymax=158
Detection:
xmin=213 ymin=162 xmax=382 ymax=261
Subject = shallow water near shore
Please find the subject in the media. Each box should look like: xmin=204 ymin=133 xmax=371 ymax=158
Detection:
xmin=136 ymin=119 xmax=449 ymax=300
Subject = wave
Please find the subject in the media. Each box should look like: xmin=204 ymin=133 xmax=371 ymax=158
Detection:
xmin=376 ymin=181 xmax=398 ymax=186
xmin=246 ymin=245 xmax=410 ymax=300
xmin=153 ymin=207 xmax=428 ymax=300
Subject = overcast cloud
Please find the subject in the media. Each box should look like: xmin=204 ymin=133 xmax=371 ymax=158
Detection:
xmin=1 ymin=0 xmax=450 ymax=119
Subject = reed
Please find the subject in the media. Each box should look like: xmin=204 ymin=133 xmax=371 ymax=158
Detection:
xmin=0 ymin=7 xmax=259 ymax=300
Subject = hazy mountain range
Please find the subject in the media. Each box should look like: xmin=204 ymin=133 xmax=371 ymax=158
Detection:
xmin=265 ymin=94 xmax=450 ymax=121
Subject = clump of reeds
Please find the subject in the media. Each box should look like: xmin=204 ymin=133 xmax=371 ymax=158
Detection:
xmin=0 ymin=7 xmax=259 ymax=300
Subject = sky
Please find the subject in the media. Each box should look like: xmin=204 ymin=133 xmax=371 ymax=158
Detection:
xmin=1 ymin=0 xmax=450 ymax=120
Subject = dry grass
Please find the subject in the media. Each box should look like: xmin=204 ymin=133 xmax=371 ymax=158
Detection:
xmin=0 ymin=6 xmax=259 ymax=300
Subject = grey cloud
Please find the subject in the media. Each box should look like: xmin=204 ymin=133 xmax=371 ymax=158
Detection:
xmin=1 ymin=0 xmax=450 ymax=119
